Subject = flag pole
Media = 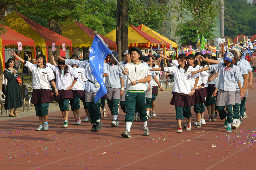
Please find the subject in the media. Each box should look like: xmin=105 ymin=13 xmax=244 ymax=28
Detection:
xmin=94 ymin=32 xmax=132 ymax=82
xmin=110 ymin=53 xmax=132 ymax=82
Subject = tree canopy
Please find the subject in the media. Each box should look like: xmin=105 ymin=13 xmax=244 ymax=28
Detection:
xmin=224 ymin=0 xmax=256 ymax=37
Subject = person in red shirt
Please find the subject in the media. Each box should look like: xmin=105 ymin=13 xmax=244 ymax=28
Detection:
xmin=245 ymin=52 xmax=251 ymax=62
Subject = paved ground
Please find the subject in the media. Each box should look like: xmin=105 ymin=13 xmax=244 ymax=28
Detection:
xmin=0 ymin=81 xmax=256 ymax=170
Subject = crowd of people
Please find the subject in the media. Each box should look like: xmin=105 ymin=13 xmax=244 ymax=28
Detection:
xmin=1 ymin=38 xmax=254 ymax=137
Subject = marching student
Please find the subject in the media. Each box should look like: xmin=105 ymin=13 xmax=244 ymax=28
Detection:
xmin=13 ymin=52 xmax=57 ymax=131
xmin=120 ymin=50 xmax=131 ymax=113
xmin=47 ymin=58 xmax=78 ymax=128
xmin=121 ymin=47 xmax=151 ymax=138
xmin=192 ymin=52 xmax=242 ymax=132
xmin=69 ymin=54 xmax=87 ymax=125
xmin=231 ymin=49 xmax=248 ymax=129
xmin=59 ymin=57 xmax=108 ymax=132
xmin=151 ymin=54 xmax=199 ymax=133
xmin=144 ymin=56 xmax=163 ymax=118
xmin=206 ymin=69 xmax=218 ymax=121
xmin=151 ymin=56 xmax=161 ymax=117
xmin=105 ymin=51 xmax=124 ymax=127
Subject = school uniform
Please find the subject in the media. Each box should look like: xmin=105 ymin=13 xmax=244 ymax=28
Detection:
xmin=238 ymin=59 xmax=252 ymax=118
xmin=70 ymin=67 xmax=87 ymax=111
xmin=151 ymin=65 xmax=160 ymax=102
xmin=25 ymin=61 xmax=55 ymax=116
xmin=100 ymin=62 xmax=109 ymax=110
xmin=65 ymin=59 xmax=108 ymax=124
xmin=120 ymin=61 xmax=128 ymax=113
xmin=194 ymin=65 xmax=209 ymax=114
xmin=209 ymin=63 xmax=241 ymax=123
xmin=163 ymin=65 xmax=198 ymax=120
xmin=105 ymin=63 xmax=123 ymax=115
xmin=205 ymin=70 xmax=218 ymax=106
xmin=124 ymin=62 xmax=151 ymax=122
xmin=47 ymin=63 xmax=78 ymax=111
xmin=146 ymin=67 xmax=156 ymax=109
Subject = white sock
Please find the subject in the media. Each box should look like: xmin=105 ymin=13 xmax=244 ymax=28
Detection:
xmin=96 ymin=119 xmax=100 ymax=123
xmin=146 ymin=111 xmax=150 ymax=116
xmin=143 ymin=121 xmax=148 ymax=128
xmin=228 ymin=123 xmax=232 ymax=128
xmin=113 ymin=115 xmax=118 ymax=120
xmin=126 ymin=122 xmax=132 ymax=132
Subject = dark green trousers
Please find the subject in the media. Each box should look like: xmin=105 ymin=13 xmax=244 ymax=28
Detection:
xmin=59 ymin=99 xmax=70 ymax=111
xmin=70 ymin=97 xmax=80 ymax=111
xmin=100 ymin=98 xmax=106 ymax=108
xmin=218 ymin=105 xmax=233 ymax=123
xmin=107 ymin=99 xmax=120 ymax=115
xmin=175 ymin=106 xmax=191 ymax=120
xmin=233 ymin=103 xmax=240 ymax=119
xmin=35 ymin=103 xmax=49 ymax=116
xmin=120 ymin=101 xmax=126 ymax=113
xmin=194 ymin=103 xmax=205 ymax=114
xmin=87 ymin=100 xmax=101 ymax=123
xmin=125 ymin=91 xmax=147 ymax=122
xmin=240 ymin=97 xmax=246 ymax=117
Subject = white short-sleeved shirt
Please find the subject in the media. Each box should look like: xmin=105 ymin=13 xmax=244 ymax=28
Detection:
xmin=151 ymin=65 xmax=160 ymax=87
xmin=125 ymin=62 xmax=152 ymax=91
xmin=47 ymin=63 xmax=79 ymax=90
xmin=72 ymin=67 xmax=87 ymax=90
xmin=25 ymin=61 xmax=55 ymax=90
xmin=164 ymin=66 xmax=198 ymax=94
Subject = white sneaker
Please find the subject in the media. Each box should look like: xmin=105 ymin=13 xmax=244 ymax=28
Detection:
xmin=63 ymin=121 xmax=68 ymax=128
xmin=36 ymin=125 xmax=44 ymax=131
xmin=243 ymin=112 xmax=247 ymax=119
xmin=236 ymin=119 xmax=241 ymax=128
xmin=177 ymin=128 xmax=182 ymax=133
xmin=232 ymin=119 xmax=238 ymax=129
xmin=43 ymin=123 xmax=49 ymax=131
xmin=152 ymin=112 xmax=156 ymax=117
xmin=111 ymin=120 xmax=119 ymax=127
xmin=143 ymin=127 xmax=149 ymax=136
xmin=103 ymin=108 xmax=107 ymax=117
xmin=195 ymin=122 xmax=201 ymax=128
xmin=201 ymin=119 xmax=206 ymax=125
xmin=74 ymin=118 xmax=81 ymax=125
xmin=83 ymin=117 xmax=89 ymax=122
xmin=186 ymin=123 xmax=191 ymax=130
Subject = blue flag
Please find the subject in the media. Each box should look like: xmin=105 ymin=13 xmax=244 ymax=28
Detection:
xmin=89 ymin=34 xmax=112 ymax=103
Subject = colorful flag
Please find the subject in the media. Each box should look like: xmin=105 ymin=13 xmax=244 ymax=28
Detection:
xmin=89 ymin=34 xmax=111 ymax=103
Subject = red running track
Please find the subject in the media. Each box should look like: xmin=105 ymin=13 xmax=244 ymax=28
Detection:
xmin=0 ymin=84 xmax=256 ymax=170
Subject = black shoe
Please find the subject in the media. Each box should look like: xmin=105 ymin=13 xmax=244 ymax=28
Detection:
xmin=94 ymin=122 xmax=103 ymax=132
xmin=121 ymin=131 xmax=131 ymax=138
xmin=91 ymin=124 xmax=97 ymax=132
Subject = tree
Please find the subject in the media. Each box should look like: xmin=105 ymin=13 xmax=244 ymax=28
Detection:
xmin=225 ymin=0 xmax=256 ymax=37
xmin=176 ymin=0 xmax=220 ymax=46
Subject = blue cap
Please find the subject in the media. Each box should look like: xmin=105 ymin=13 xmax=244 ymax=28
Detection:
xmin=224 ymin=52 xmax=234 ymax=62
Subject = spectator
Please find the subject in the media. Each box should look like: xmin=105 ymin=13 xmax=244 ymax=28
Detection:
xmin=4 ymin=58 xmax=22 ymax=117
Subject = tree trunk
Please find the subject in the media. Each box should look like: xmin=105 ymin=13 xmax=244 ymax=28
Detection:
xmin=121 ymin=0 xmax=128 ymax=58
xmin=117 ymin=0 xmax=128 ymax=61
xmin=48 ymin=18 xmax=62 ymax=35
xmin=117 ymin=0 xmax=122 ymax=60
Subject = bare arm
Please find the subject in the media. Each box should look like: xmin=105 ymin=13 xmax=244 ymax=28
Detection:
xmin=131 ymin=75 xmax=151 ymax=85
xmin=248 ymin=71 xmax=253 ymax=88
xmin=12 ymin=51 xmax=25 ymax=63
xmin=192 ymin=66 xmax=210 ymax=75
xmin=50 ymin=81 xmax=59 ymax=96
xmin=153 ymin=76 xmax=163 ymax=91
xmin=67 ymin=79 xmax=77 ymax=90
xmin=189 ymin=77 xmax=199 ymax=96
xmin=51 ymin=55 xmax=58 ymax=66
xmin=208 ymin=72 xmax=219 ymax=82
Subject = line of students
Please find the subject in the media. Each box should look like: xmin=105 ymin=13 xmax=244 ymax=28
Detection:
xmin=152 ymin=49 xmax=252 ymax=133
xmin=13 ymin=47 xmax=252 ymax=135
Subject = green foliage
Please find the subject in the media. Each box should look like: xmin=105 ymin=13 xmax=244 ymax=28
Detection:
xmin=225 ymin=0 xmax=256 ymax=36
xmin=78 ymin=0 xmax=117 ymax=35
xmin=128 ymin=0 xmax=169 ymax=31
xmin=176 ymin=0 xmax=219 ymax=46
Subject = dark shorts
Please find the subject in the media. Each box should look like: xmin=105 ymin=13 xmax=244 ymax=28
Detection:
xmin=35 ymin=103 xmax=49 ymax=116
xmin=146 ymin=98 xmax=152 ymax=108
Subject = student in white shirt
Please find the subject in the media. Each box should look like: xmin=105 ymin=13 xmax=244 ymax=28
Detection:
xmin=13 ymin=52 xmax=58 ymax=131
xmin=121 ymin=47 xmax=151 ymax=138
xmin=151 ymin=54 xmax=199 ymax=133
xmin=69 ymin=54 xmax=87 ymax=125
xmin=192 ymin=52 xmax=242 ymax=132
xmin=105 ymin=51 xmax=124 ymax=127
xmin=47 ymin=59 xmax=78 ymax=128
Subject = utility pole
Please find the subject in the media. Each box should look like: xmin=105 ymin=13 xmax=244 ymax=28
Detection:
xmin=117 ymin=0 xmax=128 ymax=60
xmin=220 ymin=0 xmax=224 ymax=37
